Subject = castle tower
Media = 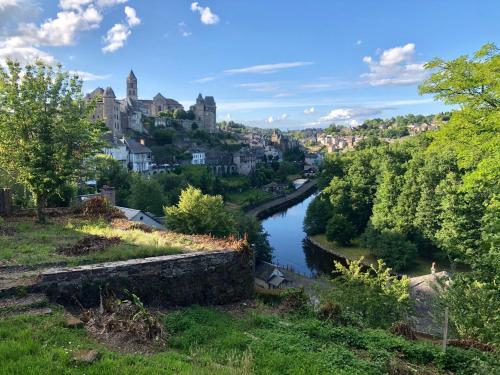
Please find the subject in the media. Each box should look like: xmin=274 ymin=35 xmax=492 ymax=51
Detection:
xmin=103 ymin=87 xmax=121 ymax=137
xmin=127 ymin=70 xmax=138 ymax=101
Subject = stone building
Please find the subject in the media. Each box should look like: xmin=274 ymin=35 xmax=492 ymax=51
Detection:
xmin=86 ymin=87 xmax=122 ymax=137
xmin=191 ymin=94 xmax=217 ymax=133
xmin=86 ymin=70 xmax=216 ymax=134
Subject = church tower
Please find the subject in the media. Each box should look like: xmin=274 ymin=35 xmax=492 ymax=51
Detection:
xmin=126 ymin=70 xmax=138 ymax=101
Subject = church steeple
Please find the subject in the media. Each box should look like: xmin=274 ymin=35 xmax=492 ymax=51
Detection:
xmin=126 ymin=70 xmax=138 ymax=100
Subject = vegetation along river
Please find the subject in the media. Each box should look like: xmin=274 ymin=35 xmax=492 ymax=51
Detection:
xmin=261 ymin=193 xmax=338 ymax=277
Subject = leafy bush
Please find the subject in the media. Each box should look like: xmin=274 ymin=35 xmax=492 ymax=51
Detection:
xmin=326 ymin=258 xmax=411 ymax=328
xmin=164 ymin=186 xmax=236 ymax=237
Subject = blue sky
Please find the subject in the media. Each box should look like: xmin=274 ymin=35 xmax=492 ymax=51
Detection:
xmin=0 ymin=0 xmax=498 ymax=129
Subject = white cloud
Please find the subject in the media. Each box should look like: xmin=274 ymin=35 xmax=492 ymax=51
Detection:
xmin=361 ymin=43 xmax=428 ymax=86
xmin=237 ymin=82 xmax=281 ymax=92
xmin=0 ymin=0 xmax=130 ymax=66
xmin=355 ymin=39 xmax=362 ymax=46
xmin=69 ymin=70 xmax=111 ymax=81
xmin=224 ymin=61 xmax=314 ymax=74
xmin=124 ymin=5 xmax=140 ymax=27
xmin=318 ymin=107 xmax=382 ymax=124
xmin=102 ymin=23 xmax=130 ymax=53
xmin=267 ymin=113 xmax=288 ymax=124
xmin=380 ymin=43 xmax=415 ymax=66
xmin=95 ymin=0 xmax=127 ymax=7
xmin=193 ymin=76 xmax=215 ymax=83
xmin=178 ymin=21 xmax=192 ymax=37
xmin=102 ymin=6 xmax=140 ymax=53
xmin=304 ymin=107 xmax=315 ymax=115
xmin=191 ymin=2 xmax=219 ymax=25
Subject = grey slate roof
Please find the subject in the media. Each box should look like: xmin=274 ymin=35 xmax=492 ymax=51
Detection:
xmin=204 ymin=96 xmax=216 ymax=106
xmin=104 ymin=87 xmax=116 ymax=98
xmin=127 ymin=70 xmax=137 ymax=81
xmin=125 ymin=139 xmax=152 ymax=154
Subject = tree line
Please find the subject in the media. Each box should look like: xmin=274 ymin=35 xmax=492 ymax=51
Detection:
xmin=305 ymin=43 xmax=499 ymax=344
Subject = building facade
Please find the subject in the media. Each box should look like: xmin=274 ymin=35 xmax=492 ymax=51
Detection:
xmin=86 ymin=70 xmax=216 ymax=135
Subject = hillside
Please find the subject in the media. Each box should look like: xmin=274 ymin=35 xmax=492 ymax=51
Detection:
xmin=0 ymin=291 xmax=497 ymax=374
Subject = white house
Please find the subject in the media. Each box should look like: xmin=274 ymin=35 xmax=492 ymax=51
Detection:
xmin=125 ymin=139 xmax=152 ymax=173
xmin=191 ymin=151 xmax=206 ymax=165
xmin=115 ymin=206 xmax=165 ymax=230
xmin=103 ymin=138 xmax=128 ymax=168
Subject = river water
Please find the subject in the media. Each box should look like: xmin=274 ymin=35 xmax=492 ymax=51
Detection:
xmin=261 ymin=193 xmax=338 ymax=277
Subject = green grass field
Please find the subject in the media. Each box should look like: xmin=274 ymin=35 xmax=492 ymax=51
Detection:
xmin=0 ymin=217 xmax=231 ymax=267
xmin=0 ymin=303 xmax=496 ymax=374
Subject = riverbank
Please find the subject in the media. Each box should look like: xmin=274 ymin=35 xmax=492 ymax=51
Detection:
xmin=246 ymin=179 xmax=318 ymax=220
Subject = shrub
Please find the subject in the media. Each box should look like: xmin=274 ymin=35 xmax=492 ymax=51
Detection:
xmin=80 ymin=196 xmax=125 ymax=221
xmin=327 ymin=258 xmax=411 ymax=328
xmin=164 ymin=186 xmax=236 ymax=237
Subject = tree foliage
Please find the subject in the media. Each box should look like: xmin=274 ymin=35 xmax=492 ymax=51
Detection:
xmin=164 ymin=186 xmax=236 ymax=237
xmin=0 ymin=60 xmax=104 ymax=222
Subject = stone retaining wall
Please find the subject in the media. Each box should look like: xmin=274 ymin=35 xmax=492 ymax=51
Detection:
xmin=31 ymin=249 xmax=253 ymax=307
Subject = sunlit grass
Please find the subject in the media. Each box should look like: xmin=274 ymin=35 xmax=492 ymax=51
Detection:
xmin=0 ymin=217 xmax=233 ymax=267
xmin=0 ymin=304 xmax=494 ymax=374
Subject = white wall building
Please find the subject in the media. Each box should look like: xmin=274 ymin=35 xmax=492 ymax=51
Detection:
xmin=191 ymin=151 xmax=206 ymax=165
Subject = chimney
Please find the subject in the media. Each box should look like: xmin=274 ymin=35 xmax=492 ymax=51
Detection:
xmin=100 ymin=185 xmax=116 ymax=206
xmin=140 ymin=139 xmax=145 ymax=146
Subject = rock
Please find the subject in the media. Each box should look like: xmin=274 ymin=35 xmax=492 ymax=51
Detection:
xmin=72 ymin=349 xmax=99 ymax=364
xmin=64 ymin=313 xmax=83 ymax=328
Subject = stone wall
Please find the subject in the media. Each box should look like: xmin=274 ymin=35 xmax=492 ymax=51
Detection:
xmin=31 ymin=249 xmax=253 ymax=308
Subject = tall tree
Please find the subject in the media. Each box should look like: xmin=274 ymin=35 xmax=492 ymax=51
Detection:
xmin=0 ymin=60 xmax=104 ymax=222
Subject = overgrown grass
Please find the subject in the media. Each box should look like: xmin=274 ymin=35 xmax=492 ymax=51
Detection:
xmin=0 ymin=217 xmax=232 ymax=267
xmin=0 ymin=304 xmax=497 ymax=374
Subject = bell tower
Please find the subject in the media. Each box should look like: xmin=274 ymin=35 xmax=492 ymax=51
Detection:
xmin=126 ymin=69 xmax=138 ymax=101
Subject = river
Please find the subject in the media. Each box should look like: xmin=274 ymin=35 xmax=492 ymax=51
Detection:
xmin=261 ymin=193 xmax=338 ymax=277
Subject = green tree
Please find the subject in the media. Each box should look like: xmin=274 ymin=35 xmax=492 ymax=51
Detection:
xmin=164 ymin=186 xmax=236 ymax=237
xmin=0 ymin=60 xmax=104 ymax=222
xmin=325 ymin=214 xmax=356 ymax=245
xmin=127 ymin=175 xmax=165 ymax=215
xmin=303 ymin=194 xmax=333 ymax=236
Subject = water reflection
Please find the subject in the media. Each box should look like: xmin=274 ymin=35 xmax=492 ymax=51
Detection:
xmin=261 ymin=193 xmax=337 ymax=277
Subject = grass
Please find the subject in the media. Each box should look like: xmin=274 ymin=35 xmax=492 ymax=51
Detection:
xmin=310 ymin=234 xmax=460 ymax=277
xmin=0 ymin=217 xmax=236 ymax=267
xmin=0 ymin=303 xmax=496 ymax=374
xmin=226 ymin=189 xmax=273 ymax=209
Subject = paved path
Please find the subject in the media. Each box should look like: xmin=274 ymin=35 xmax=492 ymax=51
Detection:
xmin=246 ymin=179 xmax=318 ymax=219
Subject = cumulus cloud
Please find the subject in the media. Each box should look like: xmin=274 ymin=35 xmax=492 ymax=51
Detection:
xmin=318 ymin=107 xmax=382 ymax=124
xmin=190 ymin=2 xmax=219 ymax=25
xmin=102 ymin=5 xmax=140 ymax=53
xmin=0 ymin=0 xmax=132 ymax=66
xmin=361 ymin=43 xmax=428 ymax=86
xmin=225 ymin=61 xmax=314 ymax=74
xmin=304 ymin=107 xmax=315 ymax=115
xmin=124 ymin=5 xmax=140 ymax=27
xmin=102 ymin=23 xmax=130 ymax=53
